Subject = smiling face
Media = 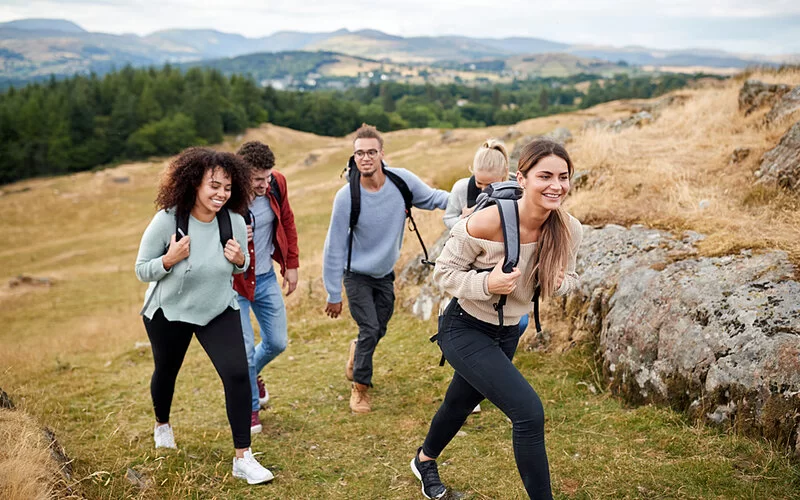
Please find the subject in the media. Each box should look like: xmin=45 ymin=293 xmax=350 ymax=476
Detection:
xmin=251 ymin=167 xmax=272 ymax=197
xmin=517 ymin=154 xmax=570 ymax=211
xmin=194 ymin=167 xmax=232 ymax=216
xmin=353 ymin=138 xmax=384 ymax=178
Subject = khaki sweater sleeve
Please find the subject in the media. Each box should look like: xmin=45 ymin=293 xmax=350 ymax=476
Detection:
xmin=554 ymin=215 xmax=583 ymax=297
xmin=433 ymin=220 xmax=493 ymax=301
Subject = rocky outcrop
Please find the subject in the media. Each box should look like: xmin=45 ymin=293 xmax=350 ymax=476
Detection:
xmin=729 ymin=147 xmax=751 ymax=165
xmin=738 ymin=80 xmax=792 ymax=116
xmin=765 ymin=85 xmax=800 ymax=124
xmin=755 ymin=121 xmax=800 ymax=191
xmin=567 ymin=224 xmax=800 ymax=453
xmin=399 ymin=223 xmax=800 ymax=453
xmin=582 ymin=111 xmax=654 ymax=134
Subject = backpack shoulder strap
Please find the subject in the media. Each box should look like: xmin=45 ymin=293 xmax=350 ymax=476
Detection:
xmin=216 ymin=208 xmax=233 ymax=247
xmin=347 ymin=156 xmax=360 ymax=273
xmin=175 ymin=210 xmax=190 ymax=242
xmin=383 ymin=166 xmax=435 ymax=266
xmin=383 ymin=167 xmax=413 ymax=212
xmin=495 ymin=199 xmax=520 ymax=273
xmin=491 ymin=199 xmax=520 ymax=326
xmin=269 ymin=175 xmax=282 ymax=206
xmin=466 ymin=175 xmax=480 ymax=208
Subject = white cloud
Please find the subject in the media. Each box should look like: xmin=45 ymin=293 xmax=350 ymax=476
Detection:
xmin=0 ymin=0 xmax=798 ymax=53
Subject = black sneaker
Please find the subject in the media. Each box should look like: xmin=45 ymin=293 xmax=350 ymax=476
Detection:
xmin=410 ymin=447 xmax=447 ymax=499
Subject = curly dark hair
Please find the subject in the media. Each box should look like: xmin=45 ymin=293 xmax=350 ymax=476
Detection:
xmin=237 ymin=141 xmax=275 ymax=171
xmin=155 ymin=147 xmax=252 ymax=217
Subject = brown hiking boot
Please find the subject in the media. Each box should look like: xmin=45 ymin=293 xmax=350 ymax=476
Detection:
xmin=350 ymin=383 xmax=371 ymax=413
xmin=345 ymin=339 xmax=357 ymax=381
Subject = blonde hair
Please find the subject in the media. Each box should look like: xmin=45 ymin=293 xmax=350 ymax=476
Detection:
xmin=470 ymin=139 xmax=508 ymax=177
xmin=517 ymin=139 xmax=575 ymax=298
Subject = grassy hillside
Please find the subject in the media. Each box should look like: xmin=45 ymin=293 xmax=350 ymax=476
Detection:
xmin=1 ymin=69 xmax=799 ymax=498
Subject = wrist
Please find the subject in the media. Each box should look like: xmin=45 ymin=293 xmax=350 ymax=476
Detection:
xmin=162 ymin=255 xmax=173 ymax=270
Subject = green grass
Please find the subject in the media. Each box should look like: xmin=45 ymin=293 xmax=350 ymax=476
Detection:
xmin=1 ymin=122 xmax=799 ymax=498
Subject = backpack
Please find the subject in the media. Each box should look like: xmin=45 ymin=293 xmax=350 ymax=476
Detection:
xmin=175 ymin=208 xmax=233 ymax=248
xmin=470 ymin=180 xmax=541 ymax=332
xmin=344 ymin=156 xmax=433 ymax=271
xmin=430 ymin=180 xmax=543 ymax=365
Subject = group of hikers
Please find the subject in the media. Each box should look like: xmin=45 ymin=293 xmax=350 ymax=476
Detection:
xmin=134 ymin=123 xmax=582 ymax=499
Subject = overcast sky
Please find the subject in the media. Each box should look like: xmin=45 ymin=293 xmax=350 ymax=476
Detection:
xmin=1 ymin=0 xmax=798 ymax=55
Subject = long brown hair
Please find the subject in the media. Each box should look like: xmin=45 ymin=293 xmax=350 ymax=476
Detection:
xmin=517 ymin=139 xmax=574 ymax=298
xmin=155 ymin=147 xmax=251 ymax=217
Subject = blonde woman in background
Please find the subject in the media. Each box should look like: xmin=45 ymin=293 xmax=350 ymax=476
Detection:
xmin=442 ymin=139 xmax=510 ymax=230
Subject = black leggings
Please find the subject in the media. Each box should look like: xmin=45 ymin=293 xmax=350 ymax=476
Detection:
xmin=422 ymin=300 xmax=552 ymax=499
xmin=143 ymin=307 xmax=251 ymax=449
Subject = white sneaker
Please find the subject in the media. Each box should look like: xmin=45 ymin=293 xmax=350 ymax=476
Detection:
xmin=472 ymin=404 xmax=482 ymax=414
xmin=232 ymin=449 xmax=274 ymax=485
xmin=153 ymin=423 xmax=176 ymax=449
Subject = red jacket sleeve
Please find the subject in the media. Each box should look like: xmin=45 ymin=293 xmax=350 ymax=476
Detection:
xmin=275 ymin=171 xmax=299 ymax=270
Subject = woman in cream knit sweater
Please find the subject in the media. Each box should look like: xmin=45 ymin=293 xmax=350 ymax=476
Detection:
xmin=410 ymin=139 xmax=583 ymax=500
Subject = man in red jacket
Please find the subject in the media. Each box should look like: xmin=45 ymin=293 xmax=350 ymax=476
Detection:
xmin=234 ymin=141 xmax=299 ymax=434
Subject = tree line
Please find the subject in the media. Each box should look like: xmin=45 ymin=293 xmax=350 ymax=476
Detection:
xmin=0 ymin=65 xmax=711 ymax=184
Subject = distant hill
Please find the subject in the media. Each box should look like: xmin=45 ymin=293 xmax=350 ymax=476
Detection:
xmin=0 ymin=18 xmax=794 ymax=85
xmin=0 ymin=18 xmax=85 ymax=33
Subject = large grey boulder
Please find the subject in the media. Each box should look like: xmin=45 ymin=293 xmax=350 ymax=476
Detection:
xmin=568 ymin=224 xmax=800 ymax=453
xmin=755 ymin=121 xmax=800 ymax=191
xmin=765 ymin=85 xmax=800 ymax=124
xmin=738 ymin=79 xmax=792 ymax=116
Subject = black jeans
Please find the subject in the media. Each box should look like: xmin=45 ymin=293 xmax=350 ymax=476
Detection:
xmin=422 ymin=299 xmax=552 ymax=500
xmin=343 ymin=271 xmax=395 ymax=386
xmin=143 ymin=307 xmax=251 ymax=449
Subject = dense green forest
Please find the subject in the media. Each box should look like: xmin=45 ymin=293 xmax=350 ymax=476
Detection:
xmin=0 ymin=64 xmax=710 ymax=184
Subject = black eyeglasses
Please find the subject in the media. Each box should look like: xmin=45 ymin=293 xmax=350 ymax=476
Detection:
xmin=354 ymin=149 xmax=380 ymax=159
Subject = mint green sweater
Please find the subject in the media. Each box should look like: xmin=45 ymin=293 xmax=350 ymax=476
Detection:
xmin=135 ymin=209 xmax=249 ymax=326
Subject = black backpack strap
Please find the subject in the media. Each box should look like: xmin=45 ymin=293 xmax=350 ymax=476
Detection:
xmin=347 ymin=156 xmax=360 ymax=273
xmin=532 ymin=280 xmax=542 ymax=335
xmin=384 ymin=167 xmax=434 ymax=267
xmin=216 ymin=208 xmax=233 ymax=247
xmin=269 ymin=175 xmax=282 ymax=206
xmin=466 ymin=175 xmax=480 ymax=208
xmin=175 ymin=210 xmax=190 ymax=242
xmin=492 ymin=199 xmax=520 ymax=327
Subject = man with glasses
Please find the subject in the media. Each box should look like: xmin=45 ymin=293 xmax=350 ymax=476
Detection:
xmin=323 ymin=123 xmax=449 ymax=413
xmin=234 ymin=141 xmax=299 ymax=434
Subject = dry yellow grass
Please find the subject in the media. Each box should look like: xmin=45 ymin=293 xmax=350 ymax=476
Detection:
xmin=0 ymin=408 xmax=75 ymax=500
xmin=1 ymin=68 xmax=799 ymax=498
xmin=567 ymin=67 xmax=800 ymax=267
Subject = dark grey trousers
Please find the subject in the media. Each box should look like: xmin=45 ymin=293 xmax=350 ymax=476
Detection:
xmin=343 ymin=271 xmax=395 ymax=386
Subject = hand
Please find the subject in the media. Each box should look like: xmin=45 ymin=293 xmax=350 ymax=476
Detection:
xmin=163 ymin=233 xmax=190 ymax=270
xmin=224 ymin=239 xmax=246 ymax=267
xmin=555 ymin=269 xmax=565 ymax=289
xmin=283 ymin=268 xmax=299 ymax=296
xmin=460 ymin=206 xmax=476 ymax=219
xmin=325 ymin=302 xmax=342 ymax=318
xmin=487 ymin=259 xmax=521 ymax=295
xmin=246 ymin=224 xmax=253 ymax=243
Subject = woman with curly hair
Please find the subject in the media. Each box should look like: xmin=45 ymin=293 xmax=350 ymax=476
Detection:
xmin=135 ymin=147 xmax=273 ymax=484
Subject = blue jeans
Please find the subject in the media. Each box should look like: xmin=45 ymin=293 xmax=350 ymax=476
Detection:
xmin=519 ymin=312 xmax=529 ymax=335
xmin=236 ymin=266 xmax=288 ymax=412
